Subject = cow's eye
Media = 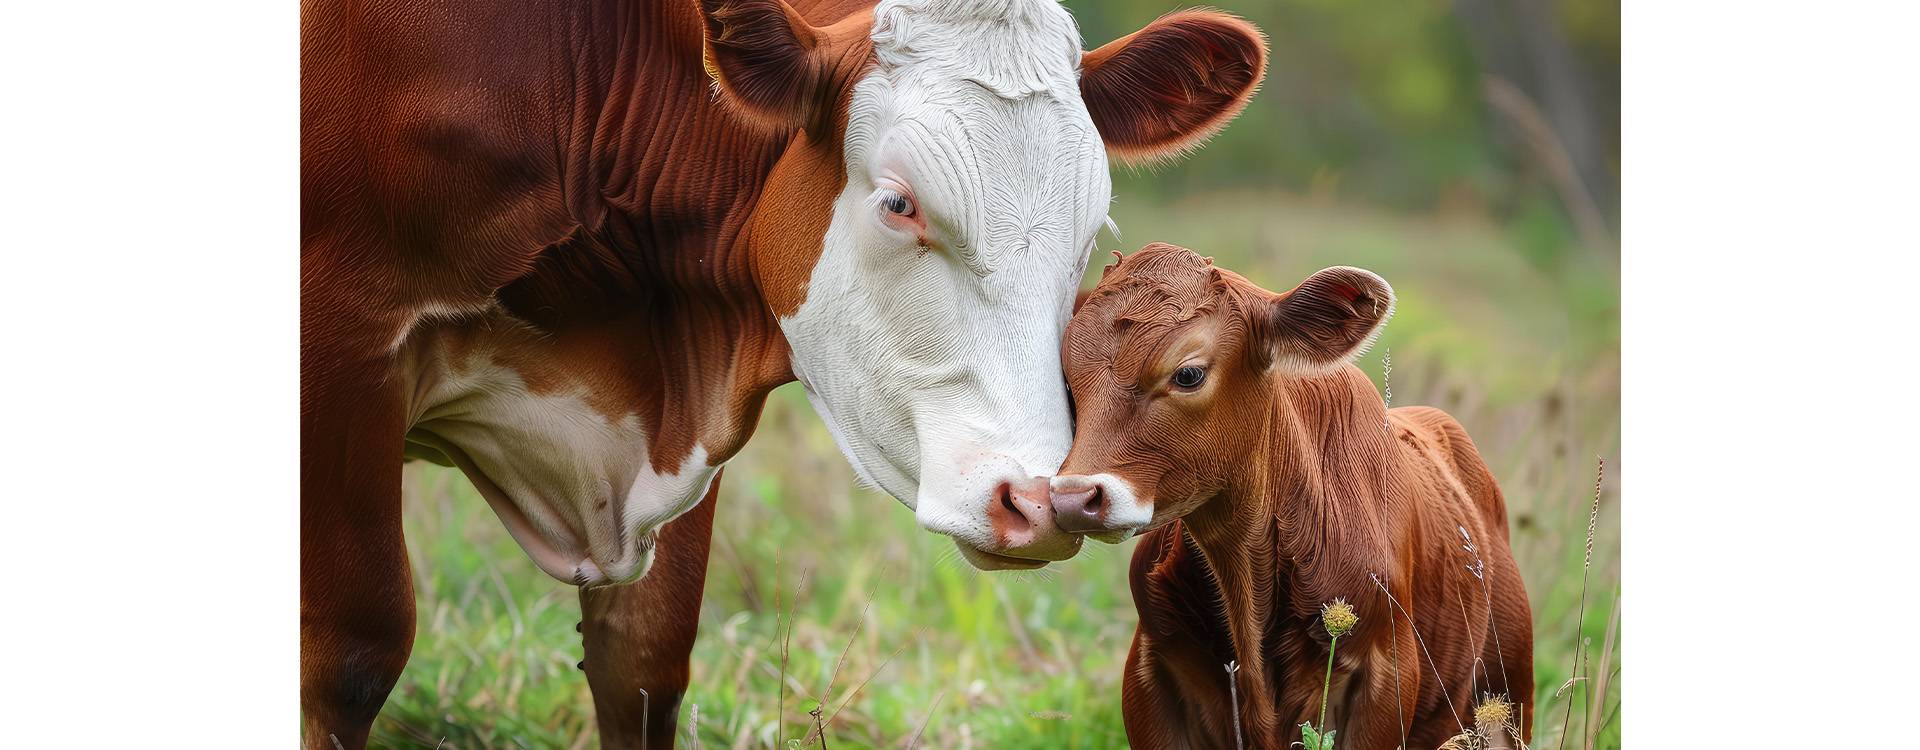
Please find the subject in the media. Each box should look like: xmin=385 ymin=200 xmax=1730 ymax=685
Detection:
xmin=1172 ymin=366 xmax=1207 ymax=390
xmin=881 ymin=193 xmax=914 ymax=217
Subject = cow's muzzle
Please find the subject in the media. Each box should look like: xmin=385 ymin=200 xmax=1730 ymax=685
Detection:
xmin=977 ymin=476 xmax=1082 ymax=564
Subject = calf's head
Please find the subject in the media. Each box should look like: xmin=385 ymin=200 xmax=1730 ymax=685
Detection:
xmin=1048 ymin=244 xmax=1393 ymax=540
xmin=712 ymin=1 xmax=1267 ymax=569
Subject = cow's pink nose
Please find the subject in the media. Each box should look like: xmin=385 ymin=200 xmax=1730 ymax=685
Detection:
xmin=986 ymin=477 xmax=1057 ymax=545
xmin=1050 ymin=483 xmax=1107 ymax=533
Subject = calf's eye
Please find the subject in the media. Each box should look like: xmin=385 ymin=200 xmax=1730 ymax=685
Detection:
xmin=1172 ymin=366 xmax=1207 ymax=390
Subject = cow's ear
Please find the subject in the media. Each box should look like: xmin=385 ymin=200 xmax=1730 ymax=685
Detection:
xmin=1252 ymin=267 xmax=1393 ymax=376
xmin=699 ymin=0 xmax=830 ymax=130
xmin=1080 ymin=10 xmax=1267 ymax=165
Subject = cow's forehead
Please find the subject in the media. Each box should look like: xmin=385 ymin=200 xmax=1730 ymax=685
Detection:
xmin=870 ymin=0 xmax=1083 ymax=101
xmin=847 ymin=1 xmax=1107 ymax=276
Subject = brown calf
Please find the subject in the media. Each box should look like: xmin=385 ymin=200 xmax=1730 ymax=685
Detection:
xmin=1049 ymin=244 xmax=1533 ymax=749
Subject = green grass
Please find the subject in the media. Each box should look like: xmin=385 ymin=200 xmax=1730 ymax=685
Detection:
xmin=370 ymin=189 xmax=1620 ymax=749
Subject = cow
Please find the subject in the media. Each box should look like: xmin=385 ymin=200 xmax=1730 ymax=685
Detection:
xmin=1046 ymin=244 xmax=1533 ymax=749
xmin=301 ymin=0 xmax=1266 ymax=747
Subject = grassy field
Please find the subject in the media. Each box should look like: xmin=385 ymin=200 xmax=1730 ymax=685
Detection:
xmin=370 ymin=189 xmax=1620 ymax=749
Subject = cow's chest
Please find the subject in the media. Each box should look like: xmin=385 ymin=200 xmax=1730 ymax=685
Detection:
xmin=393 ymin=312 xmax=720 ymax=585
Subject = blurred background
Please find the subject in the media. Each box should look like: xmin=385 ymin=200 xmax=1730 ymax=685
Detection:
xmin=374 ymin=1 xmax=1620 ymax=747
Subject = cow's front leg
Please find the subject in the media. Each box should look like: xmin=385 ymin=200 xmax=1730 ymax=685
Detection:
xmin=581 ymin=474 xmax=721 ymax=749
xmin=300 ymin=358 xmax=414 ymax=750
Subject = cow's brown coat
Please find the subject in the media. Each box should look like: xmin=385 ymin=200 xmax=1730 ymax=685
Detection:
xmin=1054 ymin=244 xmax=1533 ymax=749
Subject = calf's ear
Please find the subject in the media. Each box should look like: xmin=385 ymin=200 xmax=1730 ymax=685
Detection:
xmin=1254 ymin=267 xmax=1394 ymax=376
xmin=698 ymin=0 xmax=835 ymax=130
xmin=1080 ymin=11 xmax=1268 ymax=165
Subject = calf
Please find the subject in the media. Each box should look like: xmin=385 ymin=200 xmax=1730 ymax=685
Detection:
xmin=1049 ymin=244 xmax=1533 ymax=749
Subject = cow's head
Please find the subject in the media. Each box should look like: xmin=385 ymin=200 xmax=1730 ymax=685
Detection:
xmin=1047 ymin=244 xmax=1393 ymax=540
xmin=703 ymin=0 xmax=1266 ymax=569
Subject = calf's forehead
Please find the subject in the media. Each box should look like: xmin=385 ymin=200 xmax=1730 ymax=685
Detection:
xmin=1066 ymin=251 xmax=1247 ymax=382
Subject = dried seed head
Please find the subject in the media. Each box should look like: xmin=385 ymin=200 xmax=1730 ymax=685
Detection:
xmin=1437 ymin=731 xmax=1481 ymax=750
xmin=1321 ymin=598 xmax=1358 ymax=638
xmin=1473 ymin=695 xmax=1514 ymax=732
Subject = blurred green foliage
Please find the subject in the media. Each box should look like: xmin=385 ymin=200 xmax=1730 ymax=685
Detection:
xmin=1069 ymin=0 xmax=1620 ymax=260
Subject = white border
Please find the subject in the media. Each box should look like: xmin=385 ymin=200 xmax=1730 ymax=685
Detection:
xmin=0 ymin=1 xmax=297 ymax=744
xmin=1629 ymin=0 xmax=1920 ymax=743
xmin=4 ymin=0 xmax=1920 ymax=744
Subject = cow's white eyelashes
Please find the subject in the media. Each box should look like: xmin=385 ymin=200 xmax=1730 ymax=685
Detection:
xmin=869 ymin=180 xmax=922 ymax=235
xmin=880 ymin=193 xmax=913 ymax=217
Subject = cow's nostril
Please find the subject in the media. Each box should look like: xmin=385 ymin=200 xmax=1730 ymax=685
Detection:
xmin=992 ymin=481 xmax=1033 ymax=534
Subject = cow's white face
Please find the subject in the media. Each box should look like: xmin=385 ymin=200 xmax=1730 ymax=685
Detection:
xmin=781 ymin=0 xmax=1105 ymax=568
xmin=699 ymin=0 xmax=1267 ymax=570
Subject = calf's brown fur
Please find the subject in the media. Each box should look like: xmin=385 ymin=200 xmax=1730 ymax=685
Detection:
xmin=1051 ymin=244 xmax=1533 ymax=749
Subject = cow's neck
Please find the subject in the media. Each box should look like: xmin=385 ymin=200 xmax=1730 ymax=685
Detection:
xmin=483 ymin=2 xmax=871 ymax=469
xmin=1181 ymin=366 xmax=1406 ymax=741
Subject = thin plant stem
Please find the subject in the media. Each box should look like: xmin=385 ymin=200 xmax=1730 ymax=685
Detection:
xmin=1225 ymin=661 xmax=1245 ymax=750
xmin=1481 ymin=569 xmax=1510 ymax=697
xmin=1557 ymin=458 xmax=1604 ymax=750
xmin=1461 ymin=525 xmax=1511 ymax=697
xmin=825 ymin=638 xmax=913 ymax=728
xmin=1383 ymin=584 xmax=1406 ymax=750
xmin=1318 ymin=635 xmax=1340 ymax=730
xmin=638 ymin=687 xmax=649 ymax=750
xmin=1370 ymin=572 xmax=1467 ymax=735
xmin=904 ymin=690 xmax=947 ymax=750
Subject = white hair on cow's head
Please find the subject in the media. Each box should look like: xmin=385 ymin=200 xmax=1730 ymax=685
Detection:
xmin=869 ymin=0 xmax=1083 ymax=100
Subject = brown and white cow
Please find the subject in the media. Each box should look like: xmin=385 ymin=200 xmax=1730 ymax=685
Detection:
xmin=1047 ymin=244 xmax=1533 ymax=749
xmin=302 ymin=1 xmax=1264 ymax=747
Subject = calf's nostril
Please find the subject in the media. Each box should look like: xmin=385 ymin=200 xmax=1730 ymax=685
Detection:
xmin=1049 ymin=483 xmax=1109 ymax=533
xmin=1079 ymin=486 xmax=1105 ymax=518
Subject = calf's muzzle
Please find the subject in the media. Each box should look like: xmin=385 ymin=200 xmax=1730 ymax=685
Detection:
xmin=1048 ymin=482 xmax=1108 ymax=533
xmin=1047 ymin=474 xmax=1143 ymax=543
